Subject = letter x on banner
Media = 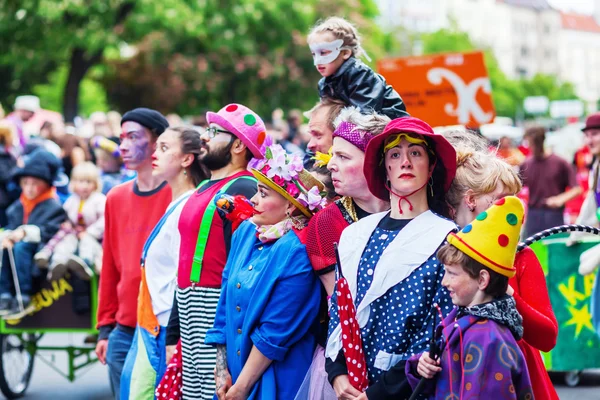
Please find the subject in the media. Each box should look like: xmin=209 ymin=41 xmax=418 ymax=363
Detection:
xmin=378 ymin=51 xmax=496 ymax=128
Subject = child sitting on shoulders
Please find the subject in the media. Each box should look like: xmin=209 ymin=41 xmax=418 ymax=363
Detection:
xmin=307 ymin=17 xmax=409 ymax=119
xmin=0 ymin=149 xmax=66 ymax=317
xmin=406 ymin=196 xmax=534 ymax=399
xmin=35 ymin=162 xmax=106 ymax=280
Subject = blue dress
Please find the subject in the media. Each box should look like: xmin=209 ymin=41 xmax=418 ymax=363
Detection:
xmin=328 ymin=214 xmax=454 ymax=383
xmin=206 ymin=221 xmax=321 ymax=399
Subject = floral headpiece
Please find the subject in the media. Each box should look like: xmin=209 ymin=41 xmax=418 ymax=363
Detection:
xmin=252 ymin=144 xmax=327 ymax=216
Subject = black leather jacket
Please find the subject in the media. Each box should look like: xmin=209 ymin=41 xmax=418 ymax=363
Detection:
xmin=318 ymin=57 xmax=409 ymax=119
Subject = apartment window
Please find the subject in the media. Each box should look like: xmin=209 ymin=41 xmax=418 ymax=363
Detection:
xmin=544 ymin=24 xmax=551 ymax=34
xmin=521 ymin=46 xmax=529 ymax=57
xmin=545 ymin=49 xmax=552 ymax=59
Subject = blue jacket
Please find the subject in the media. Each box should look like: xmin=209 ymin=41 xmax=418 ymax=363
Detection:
xmin=6 ymin=197 xmax=66 ymax=246
xmin=206 ymin=221 xmax=320 ymax=400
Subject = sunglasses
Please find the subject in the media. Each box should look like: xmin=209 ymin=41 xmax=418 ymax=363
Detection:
xmin=206 ymin=126 xmax=233 ymax=139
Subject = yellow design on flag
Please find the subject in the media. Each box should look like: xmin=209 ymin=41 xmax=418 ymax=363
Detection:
xmin=564 ymin=303 xmax=595 ymax=338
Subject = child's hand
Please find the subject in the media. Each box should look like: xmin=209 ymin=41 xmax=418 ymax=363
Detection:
xmin=417 ymin=351 xmax=441 ymax=379
xmin=61 ymin=221 xmax=73 ymax=230
xmin=1 ymin=237 xmax=13 ymax=249
xmin=9 ymin=229 xmax=26 ymax=244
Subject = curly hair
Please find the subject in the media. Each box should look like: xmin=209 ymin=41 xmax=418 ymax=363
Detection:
xmin=308 ymin=16 xmax=366 ymax=58
xmin=333 ymin=106 xmax=390 ymax=136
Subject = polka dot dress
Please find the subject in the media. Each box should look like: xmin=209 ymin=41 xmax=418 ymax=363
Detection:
xmin=328 ymin=227 xmax=454 ymax=384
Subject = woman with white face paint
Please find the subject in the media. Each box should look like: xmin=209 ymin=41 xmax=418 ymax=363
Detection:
xmin=307 ymin=17 xmax=409 ymax=120
xmin=325 ymin=117 xmax=457 ymax=399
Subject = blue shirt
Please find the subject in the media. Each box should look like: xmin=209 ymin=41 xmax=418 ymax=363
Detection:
xmin=206 ymin=221 xmax=321 ymax=399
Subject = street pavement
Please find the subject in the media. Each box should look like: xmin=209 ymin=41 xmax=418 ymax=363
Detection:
xmin=10 ymin=334 xmax=600 ymax=399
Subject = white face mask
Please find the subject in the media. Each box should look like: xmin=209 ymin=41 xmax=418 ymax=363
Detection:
xmin=309 ymin=39 xmax=348 ymax=65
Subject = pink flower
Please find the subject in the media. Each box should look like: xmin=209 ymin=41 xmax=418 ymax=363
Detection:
xmin=286 ymin=183 xmax=300 ymax=198
xmin=272 ymin=175 xmax=285 ymax=187
xmin=297 ymin=186 xmax=327 ymax=211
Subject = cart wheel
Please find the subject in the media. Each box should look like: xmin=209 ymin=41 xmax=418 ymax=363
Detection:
xmin=0 ymin=334 xmax=35 ymax=399
xmin=564 ymin=370 xmax=582 ymax=387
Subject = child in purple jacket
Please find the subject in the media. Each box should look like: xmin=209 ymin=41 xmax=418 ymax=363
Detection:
xmin=406 ymin=196 xmax=534 ymax=399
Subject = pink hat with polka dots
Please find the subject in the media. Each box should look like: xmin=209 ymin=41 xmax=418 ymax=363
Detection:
xmin=206 ymin=104 xmax=267 ymax=158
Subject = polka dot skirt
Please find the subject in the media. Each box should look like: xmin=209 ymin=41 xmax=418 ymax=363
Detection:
xmin=155 ymin=341 xmax=183 ymax=400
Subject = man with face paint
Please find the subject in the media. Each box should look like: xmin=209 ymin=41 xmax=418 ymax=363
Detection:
xmin=165 ymin=104 xmax=266 ymax=400
xmin=95 ymin=107 xmax=172 ymax=399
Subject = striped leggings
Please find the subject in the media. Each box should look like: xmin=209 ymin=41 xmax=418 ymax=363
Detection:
xmin=177 ymin=286 xmax=221 ymax=400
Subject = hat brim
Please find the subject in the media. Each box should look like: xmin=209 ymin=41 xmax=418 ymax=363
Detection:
xmin=11 ymin=169 xmax=52 ymax=186
xmin=447 ymin=232 xmax=516 ymax=278
xmin=250 ymin=169 xmax=313 ymax=217
xmin=364 ymin=121 xmax=457 ymax=201
xmin=207 ymin=112 xmax=262 ymax=158
xmin=582 ymin=125 xmax=600 ymax=132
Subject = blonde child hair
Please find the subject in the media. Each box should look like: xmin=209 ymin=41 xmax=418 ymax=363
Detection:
xmin=446 ymin=147 xmax=522 ymax=212
xmin=69 ymin=162 xmax=102 ymax=194
xmin=308 ymin=16 xmax=366 ymax=59
xmin=0 ymin=122 xmax=15 ymax=147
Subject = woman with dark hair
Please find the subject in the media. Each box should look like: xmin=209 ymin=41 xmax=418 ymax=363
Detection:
xmin=120 ymin=127 xmax=208 ymax=399
xmin=325 ymin=117 xmax=457 ymax=399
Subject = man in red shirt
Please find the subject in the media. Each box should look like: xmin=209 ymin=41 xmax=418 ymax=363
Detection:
xmin=95 ymin=108 xmax=171 ymax=399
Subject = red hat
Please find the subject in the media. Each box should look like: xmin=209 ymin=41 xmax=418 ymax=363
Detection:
xmin=363 ymin=117 xmax=457 ymax=201
xmin=582 ymin=112 xmax=600 ymax=132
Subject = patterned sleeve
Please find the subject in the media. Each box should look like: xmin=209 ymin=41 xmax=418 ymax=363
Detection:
xmin=408 ymin=253 xmax=453 ymax=357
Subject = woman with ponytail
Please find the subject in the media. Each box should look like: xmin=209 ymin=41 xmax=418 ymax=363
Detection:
xmin=444 ymin=132 xmax=559 ymax=400
xmin=120 ymin=127 xmax=208 ymax=399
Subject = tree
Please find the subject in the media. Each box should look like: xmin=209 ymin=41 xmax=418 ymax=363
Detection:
xmin=102 ymin=0 xmax=387 ymax=118
xmin=0 ymin=0 xmax=385 ymax=121
xmin=0 ymin=0 xmax=137 ymax=121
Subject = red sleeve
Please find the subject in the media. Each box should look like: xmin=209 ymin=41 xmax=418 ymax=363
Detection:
xmin=510 ymin=247 xmax=558 ymax=352
xmin=96 ymin=191 xmax=120 ymax=329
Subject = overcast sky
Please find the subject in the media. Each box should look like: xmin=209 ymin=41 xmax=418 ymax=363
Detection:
xmin=548 ymin=0 xmax=595 ymax=14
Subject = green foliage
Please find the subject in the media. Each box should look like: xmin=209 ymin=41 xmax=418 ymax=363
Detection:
xmin=103 ymin=0 xmax=387 ymax=118
xmin=0 ymin=0 xmax=385 ymax=120
xmin=32 ymin=66 xmax=109 ymax=117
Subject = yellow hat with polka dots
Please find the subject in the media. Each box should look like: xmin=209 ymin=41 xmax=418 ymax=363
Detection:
xmin=447 ymin=196 xmax=524 ymax=278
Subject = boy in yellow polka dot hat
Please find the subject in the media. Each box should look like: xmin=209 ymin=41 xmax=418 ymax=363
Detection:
xmin=405 ymin=196 xmax=534 ymax=399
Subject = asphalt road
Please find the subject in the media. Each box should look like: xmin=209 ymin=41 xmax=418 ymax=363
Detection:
xmin=6 ymin=334 xmax=600 ymax=399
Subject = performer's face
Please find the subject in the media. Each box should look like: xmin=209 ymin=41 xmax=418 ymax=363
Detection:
xmin=328 ymin=137 xmax=366 ymax=197
xmin=584 ymin=128 xmax=600 ymax=156
xmin=384 ymin=136 xmax=432 ymax=196
xmin=152 ymin=129 xmax=191 ymax=182
xmin=120 ymin=121 xmax=155 ymax=171
xmin=250 ymin=183 xmax=292 ymax=227
xmin=441 ymin=262 xmax=481 ymax=307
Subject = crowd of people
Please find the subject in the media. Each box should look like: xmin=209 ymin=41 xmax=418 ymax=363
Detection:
xmin=1 ymin=14 xmax=600 ymax=400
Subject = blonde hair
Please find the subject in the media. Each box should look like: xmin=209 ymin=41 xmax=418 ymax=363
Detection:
xmin=333 ymin=106 xmax=390 ymax=135
xmin=308 ymin=17 xmax=365 ymax=58
xmin=0 ymin=122 xmax=15 ymax=147
xmin=446 ymin=147 xmax=522 ymax=211
xmin=70 ymin=162 xmax=102 ymax=194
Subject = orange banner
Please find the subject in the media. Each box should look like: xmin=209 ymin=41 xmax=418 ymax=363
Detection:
xmin=378 ymin=51 xmax=496 ymax=128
